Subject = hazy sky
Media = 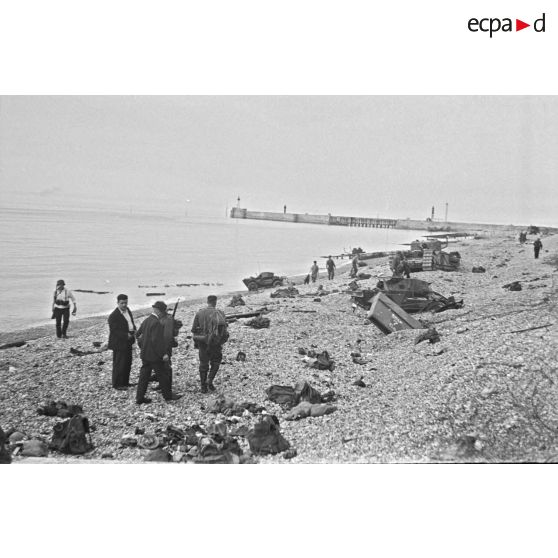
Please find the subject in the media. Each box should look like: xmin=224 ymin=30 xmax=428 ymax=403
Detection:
xmin=1 ymin=96 xmax=556 ymax=226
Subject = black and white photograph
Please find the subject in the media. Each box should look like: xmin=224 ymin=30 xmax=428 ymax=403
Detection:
xmin=1 ymin=95 xmax=557 ymax=466
xmin=1 ymin=2 xmax=557 ymax=557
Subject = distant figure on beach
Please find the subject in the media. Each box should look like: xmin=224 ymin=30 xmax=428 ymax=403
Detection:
xmin=391 ymin=252 xmax=403 ymax=278
xmin=401 ymin=254 xmax=411 ymax=278
xmin=310 ymin=261 xmax=319 ymax=283
xmin=519 ymin=231 xmax=527 ymax=244
xmin=326 ymin=256 xmax=336 ymax=280
xmin=192 ymin=295 xmax=229 ymax=393
xmin=51 ymin=279 xmax=77 ymax=339
xmin=533 ymin=238 xmax=543 ymax=259
xmin=350 ymin=255 xmax=359 ymax=278
xmin=107 ymin=294 xmax=136 ymax=390
xmin=135 ymin=301 xmax=182 ymax=405
xmin=284 ymin=205 xmax=287 ymax=214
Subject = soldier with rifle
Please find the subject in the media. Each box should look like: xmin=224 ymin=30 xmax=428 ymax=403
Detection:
xmin=155 ymin=298 xmax=183 ymax=393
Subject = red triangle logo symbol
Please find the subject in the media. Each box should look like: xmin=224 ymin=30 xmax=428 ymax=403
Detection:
xmin=516 ymin=19 xmax=530 ymax=31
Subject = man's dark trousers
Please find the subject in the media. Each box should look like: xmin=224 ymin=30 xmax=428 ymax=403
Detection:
xmin=136 ymin=359 xmax=171 ymax=402
xmin=112 ymin=344 xmax=133 ymax=387
xmin=198 ymin=343 xmax=223 ymax=388
xmin=54 ymin=308 xmax=70 ymax=337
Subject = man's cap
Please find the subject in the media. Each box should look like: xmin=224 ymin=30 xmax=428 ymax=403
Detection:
xmin=207 ymin=295 xmax=217 ymax=304
xmin=56 ymin=279 xmax=65 ymax=286
xmin=117 ymin=294 xmax=128 ymax=301
xmin=152 ymin=301 xmax=167 ymax=312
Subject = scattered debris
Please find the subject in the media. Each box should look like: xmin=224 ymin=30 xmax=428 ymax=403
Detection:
xmin=205 ymin=394 xmax=265 ymax=416
xmin=236 ymin=351 xmax=247 ymax=362
xmin=414 ymin=328 xmax=441 ymax=345
xmin=266 ymin=380 xmax=329 ymax=408
xmin=285 ymin=401 xmax=337 ymax=421
xmin=245 ymin=316 xmax=270 ymax=329
xmin=503 ymin=281 xmax=522 ymax=291
xmin=37 ymin=401 xmax=84 ymax=418
xmin=144 ymin=448 xmax=171 ymax=462
xmin=510 ymin=323 xmax=554 ymax=334
xmin=472 ymin=266 xmax=486 ymax=273
xmin=353 ymin=376 xmax=366 ymax=387
xmin=246 ymin=415 xmax=290 ymax=455
xmin=270 ymin=286 xmax=299 ymax=298
xmin=228 ymin=294 xmax=246 ymax=307
xmin=21 ymin=439 xmax=49 ymax=457
xmin=73 ymin=289 xmax=111 ymax=294
xmin=69 ymin=347 xmax=106 ymax=356
xmin=137 ymin=433 xmax=161 ymax=450
xmin=49 ymin=415 xmax=93 ymax=455
xmin=0 ymin=340 xmax=26 ymax=350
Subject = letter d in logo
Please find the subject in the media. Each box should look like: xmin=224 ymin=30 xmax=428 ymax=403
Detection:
xmin=534 ymin=13 xmax=546 ymax=32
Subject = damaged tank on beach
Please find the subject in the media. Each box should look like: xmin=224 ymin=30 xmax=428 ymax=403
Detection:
xmin=351 ymin=277 xmax=463 ymax=314
xmin=392 ymin=239 xmax=461 ymax=273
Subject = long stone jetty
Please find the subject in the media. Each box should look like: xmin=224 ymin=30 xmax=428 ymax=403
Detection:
xmin=230 ymin=207 xmax=556 ymax=233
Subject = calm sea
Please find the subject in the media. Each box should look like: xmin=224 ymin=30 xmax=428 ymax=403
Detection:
xmin=0 ymin=207 xmax=425 ymax=332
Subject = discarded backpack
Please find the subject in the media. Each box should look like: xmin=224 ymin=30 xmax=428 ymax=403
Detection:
xmin=246 ymin=415 xmax=290 ymax=455
xmin=49 ymin=415 xmax=92 ymax=455
xmin=294 ymin=380 xmax=322 ymax=404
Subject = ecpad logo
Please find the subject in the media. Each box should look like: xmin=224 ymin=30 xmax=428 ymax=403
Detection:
xmin=468 ymin=13 xmax=546 ymax=37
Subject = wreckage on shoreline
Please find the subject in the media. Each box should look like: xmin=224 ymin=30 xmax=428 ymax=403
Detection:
xmin=351 ymin=277 xmax=464 ymax=315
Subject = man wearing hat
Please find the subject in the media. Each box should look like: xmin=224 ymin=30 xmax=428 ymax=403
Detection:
xmin=51 ymin=279 xmax=77 ymax=339
xmin=135 ymin=301 xmax=182 ymax=404
xmin=107 ymin=294 xmax=137 ymax=390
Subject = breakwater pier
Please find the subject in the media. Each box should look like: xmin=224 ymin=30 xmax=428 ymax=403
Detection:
xmin=230 ymin=207 xmax=554 ymax=233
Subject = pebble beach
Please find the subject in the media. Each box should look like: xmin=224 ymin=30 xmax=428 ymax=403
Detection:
xmin=1 ymin=231 xmax=557 ymax=464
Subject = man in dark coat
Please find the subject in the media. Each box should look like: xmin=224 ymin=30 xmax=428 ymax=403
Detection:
xmin=108 ymin=294 xmax=137 ymax=390
xmin=533 ymin=238 xmax=543 ymax=259
xmin=135 ymin=301 xmax=182 ymax=405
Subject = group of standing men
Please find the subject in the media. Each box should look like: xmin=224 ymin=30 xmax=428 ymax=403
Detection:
xmin=105 ymin=294 xmax=228 ymax=405
xmin=307 ymin=257 xmax=337 ymax=283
